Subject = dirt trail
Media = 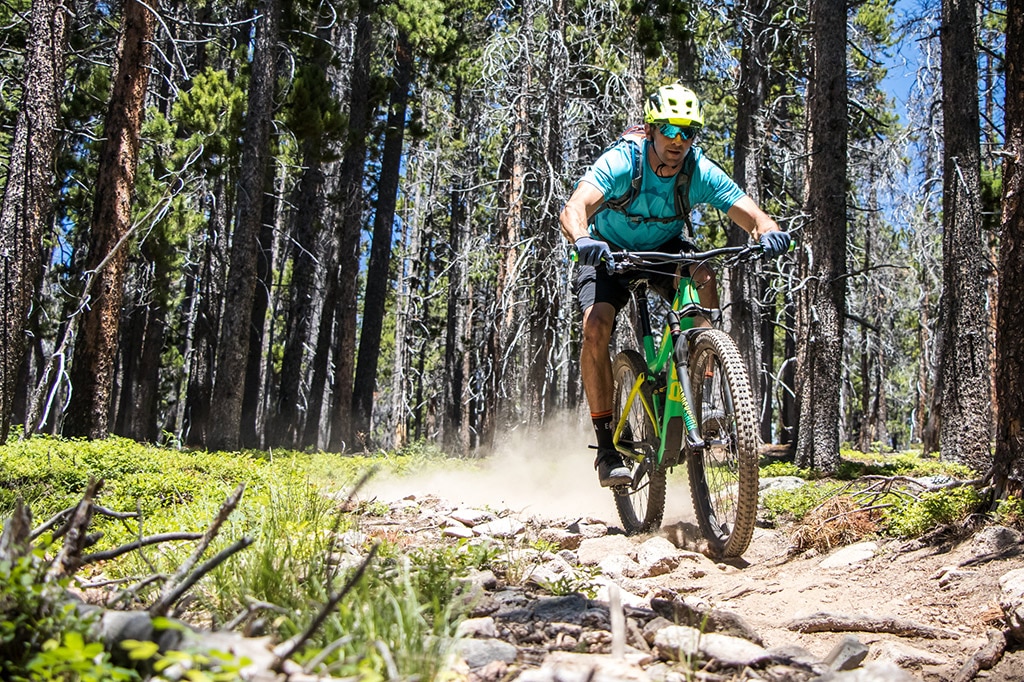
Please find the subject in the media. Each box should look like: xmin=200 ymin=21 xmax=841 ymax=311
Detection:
xmin=364 ymin=422 xmax=1024 ymax=681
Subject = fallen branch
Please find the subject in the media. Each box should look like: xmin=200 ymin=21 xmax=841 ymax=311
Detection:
xmin=32 ymin=503 xmax=138 ymax=541
xmin=149 ymin=536 xmax=254 ymax=617
xmin=952 ymin=629 xmax=1006 ymax=682
xmin=149 ymin=482 xmax=245 ymax=616
xmin=82 ymin=532 xmax=204 ymax=565
xmin=47 ymin=477 xmax=103 ymax=580
xmin=325 ymin=465 xmax=378 ymax=586
xmin=786 ymin=612 xmax=958 ymax=639
xmin=0 ymin=499 xmax=33 ymax=561
xmin=223 ymin=597 xmax=291 ymax=632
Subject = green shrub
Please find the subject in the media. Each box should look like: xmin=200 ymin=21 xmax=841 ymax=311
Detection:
xmin=761 ymin=481 xmax=845 ymax=522
xmin=0 ymin=436 xmax=473 ymax=682
xmin=883 ymin=486 xmax=984 ymax=538
xmin=759 ymin=461 xmax=813 ymax=479
xmin=0 ymin=547 xmax=137 ymax=681
xmin=995 ymin=496 xmax=1024 ymax=529
xmin=836 ymin=449 xmax=976 ymax=480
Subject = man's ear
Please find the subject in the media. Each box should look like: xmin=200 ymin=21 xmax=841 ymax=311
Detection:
xmin=644 ymin=123 xmax=654 ymax=141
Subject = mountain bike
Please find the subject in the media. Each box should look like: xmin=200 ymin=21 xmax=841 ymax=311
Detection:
xmin=607 ymin=244 xmax=765 ymax=559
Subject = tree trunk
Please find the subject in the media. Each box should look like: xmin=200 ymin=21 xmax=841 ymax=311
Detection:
xmin=938 ymin=0 xmax=991 ymax=472
xmin=528 ymin=0 xmax=567 ymax=427
xmin=795 ymin=0 xmax=847 ymax=472
xmin=207 ymin=0 xmax=281 ymax=450
xmin=857 ymin=221 xmax=873 ymax=453
xmin=442 ymin=81 xmax=469 ymax=452
xmin=0 ymin=0 xmax=68 ymax=441
xmin=329 ymin=4 xmax=374 ymax=453
xmin=182 ymin=198 xmax=228 ymax=447
xmin=64 ymin=0 xmax=155 ymax=439
xmin=268 ymin=136 xmax=327 ymax=448
xmin=239 ymin=178 xmax=277 ymax=449
xmin=993 ymin=0 xmax=1024 ymax=494
xmin=729 ymin=0 xmax=771 ymax=441
xmin=487 ymin=7 xmax=531 ymax=445
xmin=386 ymin=179 xmax=416 ymax=451
xmin=352 ymin=33 xmax=413 ymax=443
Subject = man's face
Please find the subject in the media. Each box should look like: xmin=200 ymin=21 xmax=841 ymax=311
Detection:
xmin=647 ymin=122 xmax=698 ymax=168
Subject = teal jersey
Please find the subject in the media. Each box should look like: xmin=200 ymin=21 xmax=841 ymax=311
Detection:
xmin=581 ymin=140 xmax=745 ymax=250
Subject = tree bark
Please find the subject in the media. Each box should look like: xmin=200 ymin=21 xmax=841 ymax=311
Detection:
xmin=269 ymin=136 xmax=327 ymax=449
xmin=795 ymin=0 xmax=847 ymax=472
xmin=352 ymin=33 xmax=414 ymax=443
xmin=938 ymin=0 xmax=991 ymax=472
xmin=207 ymin=0 xmax=281 ymax=450
xmin=729 ymin=0 xmax=772 ymax=442
xmin=443 ymin=80 xmax=469 ymax=452
xmin=993 ymin=0 xmax=1024 ymax=493
xmin=329 ymin=3 xmax=374 ymax=453
xmin=64 ymin=0 xmax=155 ymax=439
xmin=0 ymin=0 xmax=68 ymax=441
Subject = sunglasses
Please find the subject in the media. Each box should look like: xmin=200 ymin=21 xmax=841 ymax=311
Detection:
xmin=657 ymin=122 xmax=700 ymax=140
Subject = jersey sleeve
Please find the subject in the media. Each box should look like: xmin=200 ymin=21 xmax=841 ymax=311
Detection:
xmin=689 ymin=150 xmax=746 ymax=213
xmin=580 ymin=143 xmax=635 ymax=201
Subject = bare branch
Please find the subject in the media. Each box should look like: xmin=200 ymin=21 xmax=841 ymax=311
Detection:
xmin=46 ymin=477 xmax=103 ymax=580
xmin=149 ymin=536 xmax=254 ymax=618
xmin=82 ymin=532 xmax=204 ymax=565
xmin=148 ymin=482 xmax=246 ymax=616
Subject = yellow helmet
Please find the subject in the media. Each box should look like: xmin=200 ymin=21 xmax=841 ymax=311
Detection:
xmin=643 ymin=83 xmax=705 ymax=128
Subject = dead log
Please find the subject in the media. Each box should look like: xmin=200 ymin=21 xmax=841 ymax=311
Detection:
xmin=786 ymin=611 xmax=959 ymax=639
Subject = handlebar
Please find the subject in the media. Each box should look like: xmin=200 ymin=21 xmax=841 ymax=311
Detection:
xmin=608 ymin=244 xmax=762 ymax=274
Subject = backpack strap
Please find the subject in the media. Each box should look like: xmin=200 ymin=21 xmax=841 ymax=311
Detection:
xmin=601 ymin=126 xmax=646 ymax=213
xmin=673 ymin=151 xmax=696 ymax=239
xmin=593 ymin=126 xmax=697 ymax=239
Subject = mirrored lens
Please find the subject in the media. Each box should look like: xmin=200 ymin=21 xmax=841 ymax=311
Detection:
xmin=657 ymin=123 xmax=698 ymax=140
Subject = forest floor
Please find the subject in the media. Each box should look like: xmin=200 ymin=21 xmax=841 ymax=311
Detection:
xmin=360 ymin=422 xmax=1024 ymax=681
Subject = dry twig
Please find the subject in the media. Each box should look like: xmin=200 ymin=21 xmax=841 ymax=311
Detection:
xmin=82 ymin=532 xmax=204 ymax=564
xmin=47 ymin=477 xmax=103 ymax=580
xmin=149 ymin=482 xmax=246 ymax=616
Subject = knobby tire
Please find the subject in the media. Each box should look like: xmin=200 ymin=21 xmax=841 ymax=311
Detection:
xmin=611 ymin=350 xmax=667 ymax=535
xmin=687 ymin=329 xmax=759 ymax=559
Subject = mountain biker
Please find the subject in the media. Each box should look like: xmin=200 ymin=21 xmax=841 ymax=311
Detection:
xmin=559 ymin=82 xmax=792 ymax=487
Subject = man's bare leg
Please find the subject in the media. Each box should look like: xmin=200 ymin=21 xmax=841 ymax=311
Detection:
xmin=581 ymin=301 xmax=631 ymax=486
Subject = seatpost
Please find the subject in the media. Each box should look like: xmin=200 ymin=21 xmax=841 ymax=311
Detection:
xmin=633 ymin=285 xmax=656 ymax=363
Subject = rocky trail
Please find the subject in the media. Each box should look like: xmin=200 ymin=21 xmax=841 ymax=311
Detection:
xmin=355 ymin=440 xmax=1024 ymax=682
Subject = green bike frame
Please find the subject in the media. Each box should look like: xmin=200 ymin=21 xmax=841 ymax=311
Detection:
xmin=612 ymin=275 xmax=705 ymax=468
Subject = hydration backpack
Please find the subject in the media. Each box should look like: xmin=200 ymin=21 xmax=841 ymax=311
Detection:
xmin=596 ymin=124 xmax=696 ymax=238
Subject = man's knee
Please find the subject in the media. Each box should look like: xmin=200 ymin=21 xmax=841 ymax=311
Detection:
xmin=582 ymin=305 xmax=615 ymax=349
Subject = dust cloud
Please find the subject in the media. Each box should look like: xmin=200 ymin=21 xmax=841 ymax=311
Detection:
xmin=362 ymin=413 xmax=696 ymax=528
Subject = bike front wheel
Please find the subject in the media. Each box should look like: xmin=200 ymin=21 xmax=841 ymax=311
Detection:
xmin=611 ymin=350 xmax=667 ymax=535
xmin=687 ymin=330 xmax=760 ymax=559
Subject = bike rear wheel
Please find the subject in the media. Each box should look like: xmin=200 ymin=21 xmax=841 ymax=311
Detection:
xmin=611 ymin=350 xmax=667 ymax=535
xmin=686 ymin=330 xmax=759 ymax=559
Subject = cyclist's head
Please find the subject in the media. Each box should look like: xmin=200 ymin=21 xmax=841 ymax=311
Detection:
xmin=644 ymin=83 xmax=704 ymax=139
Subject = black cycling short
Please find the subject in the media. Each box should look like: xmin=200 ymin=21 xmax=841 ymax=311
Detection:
xmin=572 ymin=237 xmax=688 ymax=313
